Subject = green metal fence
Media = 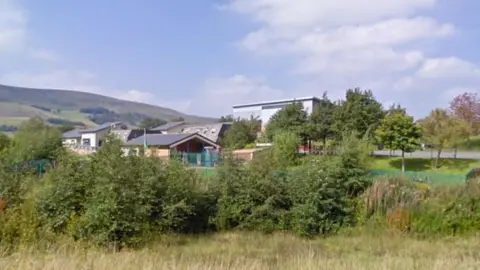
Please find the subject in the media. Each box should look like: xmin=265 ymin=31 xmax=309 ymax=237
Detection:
xmin=194 ymin=167 xmax=468 ymax=186
xmin=170 ymin=152 xmax=220 ymax=167
xmin=7 ymin=159 xmax=55 ymax=176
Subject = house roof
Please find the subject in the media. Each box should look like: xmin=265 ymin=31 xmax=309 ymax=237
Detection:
xmin=124 ymin=133 xmax=219 ymax=148
xmin=110 ymin=129 xmax=133 ymax=143
xmin=62 ymin=129 xmax=82 ymax=139
xmin=79 ymin=121 xmax=122 ymax=133
xmin=151 ymin=121 xmax=185 ymax=131
xmin=167 ymin=122 xmax=231 ymax=143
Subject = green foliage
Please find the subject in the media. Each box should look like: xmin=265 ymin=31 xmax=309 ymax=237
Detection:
xmin=139 ymin=117 xmax=167 ymax=129
xmin=309 ymin=92 xmax=336 ymax=145
xmin=375 ymin=110 xmax=422 ymax=172
xmin=0 ymin=132 xmax=11 ymax=153
xmin=333 ymin=88 xmax=384 ymax=140
xmin=1 ymin=109 xmax=480 ymax=251
xmin=36 ymin=153 xmax=93 ymax=233
xmin=9 ymin=116 xmax=63 ymax=162
xmin=272 ymin=131 xmax=300 ymax=168
xmin=222 ymin=118 xmax=259 ymax=149
xmin=218 ymin=114 xmax=234 ymax=122
xmin=420 ymin=108 xmax=469 ymax=167
xmin=265 ymin=102 xmax=309 ymax=142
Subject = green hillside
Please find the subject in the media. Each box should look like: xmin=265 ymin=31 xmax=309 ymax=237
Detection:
xmin=0 ymin=84 xmax=216 ymax=129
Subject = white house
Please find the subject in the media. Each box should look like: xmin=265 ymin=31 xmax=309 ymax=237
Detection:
xmin=62 ymin=121 xmax=122 ymax=153
xmin=232 ymin=96 xmax=320 ymax=129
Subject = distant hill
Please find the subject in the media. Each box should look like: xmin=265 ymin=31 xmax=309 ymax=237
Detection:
xmin=0 ymin=84 xmax=216 ymax=129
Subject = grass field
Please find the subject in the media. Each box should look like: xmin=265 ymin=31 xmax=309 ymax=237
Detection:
xmin=372 ymin=156 xmax=479 ymax=174
xmin=457 ymin=135 xmax=480 ymax=151
xmin=0 ymin=103 xmax=96 ymax=128
xmin=0 ymin=232 xmax=478 ymax=270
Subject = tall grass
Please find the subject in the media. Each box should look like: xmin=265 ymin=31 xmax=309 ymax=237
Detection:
xmin=0 ymin=232 xmax=478 ymax=270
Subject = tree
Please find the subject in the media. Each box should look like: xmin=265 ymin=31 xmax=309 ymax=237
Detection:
xmin=450 ymin=92 xmax=480 ymax=148
xmin=309 ymin=92 xmax=336 ymax=148
xmin=9 ymin=116 xmax=63 ymax=162
xmin=222 ymin=118 xmax=259 ymax=149
xmin=449 ymin=119 xmax=470 ymax=159
xmin=386 ymin=103 xmax=406 ymax=115
xmin=333 ymin=88 xmax=385 ymax=140
xmin=375 ymin=111 xmax=422 ymax=172
xmin=169 ymin=117 xmax=185 ymax=122
xmin=381 ymin=103 xmax=408 ymax=156
xmin=420 ymin=109 xmax=464 ymax=169
xmin=272 ymin=131 xmax=300 ymax=168
xmin=139 ymin=117 xmax=167 ymax=129
xmin=218 ymin=115 xmax=234 ymax=122
xmin=265 ymin=102 xmax=309 ymax=143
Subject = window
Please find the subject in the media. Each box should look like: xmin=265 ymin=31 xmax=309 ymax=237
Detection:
xmin=82 ymin=138 xmax=91 ymax=146
xmin=261 ymin=103 xmax=289 ymax=110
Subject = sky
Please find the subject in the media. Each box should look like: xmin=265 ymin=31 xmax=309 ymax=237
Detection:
xmin=1 ymin=0 xmax=480 ymax=119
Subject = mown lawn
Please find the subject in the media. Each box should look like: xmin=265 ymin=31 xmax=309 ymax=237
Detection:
xmin=456 ymin=135 xmax=480 ymax=151
xmin=0 ymin=232 xmax=478 ymax=270
xmin=372 ymin=156 xmax=479 ymax=174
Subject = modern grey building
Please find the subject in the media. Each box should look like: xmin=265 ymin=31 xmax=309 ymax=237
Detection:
xmin=232 ymin=96 xmax=321 ymax=129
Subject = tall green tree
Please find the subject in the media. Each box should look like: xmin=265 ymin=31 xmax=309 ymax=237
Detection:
xmin=309 ymin=92 xmax=336 ymax=147
xmin=375 ymin=111 xmax=422 ymax=172
xmin=265 ymin=102 xmax=309 ymax=143
xmin=272 ymin=131 xmax=300 ymax=168
xmin=420 ymin=108 xmax=465 ymax=168
xmin=9 ymin=116 xmax=63 ymax=162
xmin=333 ymin=88 xmax=385 ymax=140
xmin=222 ymin=118 xmax=259 ymax=149
xmin=218 ymin=115 xmax=234 ymax=122
xmin=139 ymin=117 xmax=167 ymax=129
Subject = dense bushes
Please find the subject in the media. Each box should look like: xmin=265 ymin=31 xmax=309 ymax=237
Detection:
xmin=0 ymin=130 xmax=479 ymax=251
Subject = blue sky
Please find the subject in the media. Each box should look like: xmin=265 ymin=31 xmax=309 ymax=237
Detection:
xmin=1 ymin=0 xmax=479 ymax=119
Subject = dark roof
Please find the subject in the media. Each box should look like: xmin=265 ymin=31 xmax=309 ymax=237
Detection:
xmin=167 ymin=122 xmax=231 ymax=143
xmin=79 ymin=121 xmax=122 ymax=133
xmin=125 ymin=133 xmax=195 ymax=146
xmin=151 ymin=121 xmax=185 ymax=131
xmin=62 ymin=129 xmax=82 ymax=139
xmin=110 ymin=129 xmax=133 ymax=143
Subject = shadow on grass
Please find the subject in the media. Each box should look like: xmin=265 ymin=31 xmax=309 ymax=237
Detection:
xmin=388 ymin=158 xmax=475 ymax=172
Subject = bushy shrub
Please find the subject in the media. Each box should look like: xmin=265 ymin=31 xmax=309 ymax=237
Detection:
xmin=36 ymin=153 xmax=93 ymax=234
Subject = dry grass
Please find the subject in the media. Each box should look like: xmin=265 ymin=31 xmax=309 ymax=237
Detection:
xmin=1 ymin=232 xmax=479 ymax=270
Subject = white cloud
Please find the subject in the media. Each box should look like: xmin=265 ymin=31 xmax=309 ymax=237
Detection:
xmin=0 ymin=0 xmax=59 ymax=61
xmin=417 ymin=57 xmax=480 ymax=79
xmin=227 ymin=0 xmax=437 ymax=28
xmin=28 ymin=48 xmax=61 ymax=62
xmin=185 ymin=74 xmax=286 ymax=116
xmin=222 ymin=0 xmax=480 ymax=118
xmin=0 ymin=0 xmax=27 ymax=52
